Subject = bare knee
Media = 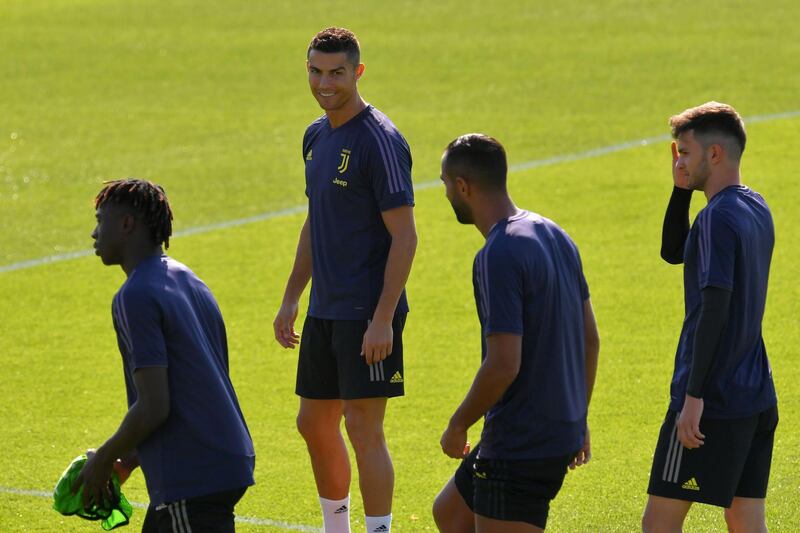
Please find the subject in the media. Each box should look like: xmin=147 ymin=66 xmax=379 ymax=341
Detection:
xmin=724 ymin=499 xmax=767 ymax=533
xmin=296 ymin=401 xmax=342 ymax=444
xmin=641 ymin=496 xmax=689 ymax=533
xmin=432 ymin=491 xmax=448 ymax=529
xmin=432 ymin=479 xmax=473 ymax=533
xmin=343 ymin=410 xmax=384 ymax=452
xmin=641 ymin=509 xmax=657 ymax=533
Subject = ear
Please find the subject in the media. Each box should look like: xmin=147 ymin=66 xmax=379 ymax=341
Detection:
xmin=454 ymin=176 xmax=470 ymax=196
xmin=355 ymin=63 xmax=365 ymax=80
xmin=708 ymin=143 xmax=724 ymax=165
xmin=120 ymin=213 xmax=136 ymax=234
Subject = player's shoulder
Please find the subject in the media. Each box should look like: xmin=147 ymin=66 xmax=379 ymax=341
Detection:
xmin=117 ymin=256 xmax=191 ymax=301
xmin=303 ymin=114 xmax=328 ymax=146
xmin=359 ymin=106 xmax=409 ymax=146
xmin=304 ymin=114 xmax=328 ymax=134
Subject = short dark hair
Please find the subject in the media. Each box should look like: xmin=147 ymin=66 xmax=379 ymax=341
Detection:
xmin=307 ymin=27 xmax=361 ymax=66
xmin=95 ymin=178 xmax=174 ymax=249
xmin=443 ymin=134 xmax=508 ymax=191
xmin=670 ymin=101 xmax=746 ymax=159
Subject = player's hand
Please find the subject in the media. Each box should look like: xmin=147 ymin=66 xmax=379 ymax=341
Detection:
xmin=273 ymin=301 xmax=300 ymax=349
xmin=72 ymin=449 xmax=115 ymax=510
xmin=569 ymin=425 xmax=591 ymax=469
xmin=677 ymin=395 xmax=705 ymax=449
xmin=440 ymin=423 xmax=470 ymax=459
xmin=112 ymin=452 xmax=139 ymax=485
xmin=672 ymin=141 xmax=690 ymax=190
xmin=361 ymin=319 xmax=393 ymax=365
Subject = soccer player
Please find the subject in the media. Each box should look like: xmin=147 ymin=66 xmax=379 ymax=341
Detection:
xmin=642 ymin=102 xmax=778 ymax=532
xmin=272 ymin=28 xmax=417 ymax=533
xmin=432 ymin=134 xmax=599 ymax=533
xmin=75 ymin=178 xmax=255 ymax=532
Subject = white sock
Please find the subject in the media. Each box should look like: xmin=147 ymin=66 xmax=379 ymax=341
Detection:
xmin=319 ymin=495 xmax=351 ymax=533
xmin=365 ymin=514 xmax=392 ymax=533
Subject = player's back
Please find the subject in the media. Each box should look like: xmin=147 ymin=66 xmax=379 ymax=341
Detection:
xmin=475 ymin=211 xmax=589 ymax=459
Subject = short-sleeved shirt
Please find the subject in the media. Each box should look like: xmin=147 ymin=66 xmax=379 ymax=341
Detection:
xmin=303 ymin=105 xmax=414 ymax=320
xmin=473 ymin=211 xmax=590 ymax=460
xmin=112 ymin=255 xmax=255 ymax=505
xmin=670 ymin=185 xmax=777 ymax=418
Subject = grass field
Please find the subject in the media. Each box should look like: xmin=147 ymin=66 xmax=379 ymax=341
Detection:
xmin=1 ymin=0 xmax=799 ymax=531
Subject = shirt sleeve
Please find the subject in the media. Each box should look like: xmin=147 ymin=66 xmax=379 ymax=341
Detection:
xmin=113 ymin=286 xmax=168 ymax=370
xmin=696 ymin=207 xmax=737 ymax=291
xmin=477 ymin=244 xmax=524 ymax=336
xmin=362 ymin=124 xmax=415 ymax=211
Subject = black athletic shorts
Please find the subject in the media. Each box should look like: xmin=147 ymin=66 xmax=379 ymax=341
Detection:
xmin=141 ymin=487 xmax=247 ymax=533
xmin=295 ymin=314 xmax=406 ymax=400
xmin=647 ymin=405 xmax=778 ymax=507
xmin=454 ymin=444 xmax=575 ymax=529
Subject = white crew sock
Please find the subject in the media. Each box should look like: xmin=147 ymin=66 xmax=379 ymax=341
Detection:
xmin=365 ymin=514 xmax=392 ymax=533
xmin=319 ymin=495 xmax=351 ymax=533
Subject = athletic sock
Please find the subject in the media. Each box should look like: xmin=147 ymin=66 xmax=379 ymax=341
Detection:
xmin=365 ymin=514 xmax=392 ymax=533
xmin=319 ymin=495 xmax=351 ymax=533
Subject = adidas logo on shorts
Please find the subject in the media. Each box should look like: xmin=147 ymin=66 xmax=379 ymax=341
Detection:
xmin=681 ymin=477 xmax=700 ymax=491
xmin=390 ymin=371 xmax=403 ymax=383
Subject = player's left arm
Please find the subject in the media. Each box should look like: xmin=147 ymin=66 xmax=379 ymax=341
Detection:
xmin=571 ymin=297 xmax=600 ymax=469
xmin=678 ymin=208 xmax=736 ymax=449
xmin=361 ymin=205 xmax=417 ymax=364
xmin=441 ymin=333 xmax=522 ymax=458
xmin=73 ymin=367 xmax=169 ymax=508
xmin=677 ymin=286 xmax=732 ymax=448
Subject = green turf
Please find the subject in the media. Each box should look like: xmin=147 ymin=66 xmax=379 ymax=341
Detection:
xmin=1 ymin=0 xmax=799 ymax=531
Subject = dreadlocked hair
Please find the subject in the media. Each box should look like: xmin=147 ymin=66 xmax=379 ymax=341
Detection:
xmin=95 ymin=178 xmax=174 ymax=249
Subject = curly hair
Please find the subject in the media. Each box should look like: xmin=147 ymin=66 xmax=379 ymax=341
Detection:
xmin=95 ymin=178 xmax=174 ymax=249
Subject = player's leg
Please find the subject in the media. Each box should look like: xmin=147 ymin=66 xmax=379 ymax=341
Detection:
xmin=641 ymin=495 xmax=692 ymax=533
xmin=433 ymin=477 xmax=475 ymax=533
xmin=297 ymin=397 xmax=350 ymax=499
xmin=725 ymin=405 xmax=778 ymax=533
xmin=295 ymin=317 xmax=351 ymax=500
xmin=342 ymin=397 xmax=392 ymax=516
xmin=724 ymin=497 xmax=766 ymax=533
xmin=335 ymin=315 xmax=406 ymax=531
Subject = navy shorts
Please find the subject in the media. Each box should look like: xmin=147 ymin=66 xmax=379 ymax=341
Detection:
xmin=647 ymin=405 xmax=778 ymax=507
xmin=295 ymin=314 xmax=406 ymax=400
xmin=141 ymin=487 xmax=247 ymax=533
xmin=454 ymin=444 xmax=574 ymax=529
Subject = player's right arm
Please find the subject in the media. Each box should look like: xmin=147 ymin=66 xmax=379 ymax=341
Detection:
xmin=73 ymin=367 xmax=169 ymax=508
xmin=660 ymin=141 xmax=693 ymax=264
xmin=441 ymin=333 xmax=522 ymax=459
xmin=274 ymin=214 xmax=312 ymax=349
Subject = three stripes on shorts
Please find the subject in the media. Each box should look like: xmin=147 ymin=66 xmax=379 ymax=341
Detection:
xmin=662 ymin=421 xmax=684 ymax=484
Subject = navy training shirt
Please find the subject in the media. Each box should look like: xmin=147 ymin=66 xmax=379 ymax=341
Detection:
xmin=473 ymin=211 xmax=590 ymax=460
xmin=303 ymin=105 xmax=414 ymax=320
xmin=112 ymin=255 xmax=255 ymax=505
xmin=670 ymin=185 xmax=777 ymax=418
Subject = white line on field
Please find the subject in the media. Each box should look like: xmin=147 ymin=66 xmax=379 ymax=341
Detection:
xmin=0 ymin=485 xmax=322 ymax=532
xmin=1 ymin=109 xmax=798 ymax=275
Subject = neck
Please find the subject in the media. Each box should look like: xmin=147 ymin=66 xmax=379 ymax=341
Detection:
xmin=704 ymin=167 xmax=741 ymax=201
xmin=121 ymin=245 xmax=163 ymax=276
xmin=327 ymin=95 xmax=367 ymax=129
xmin=474 ymin=194 xmax=519 ymax=238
